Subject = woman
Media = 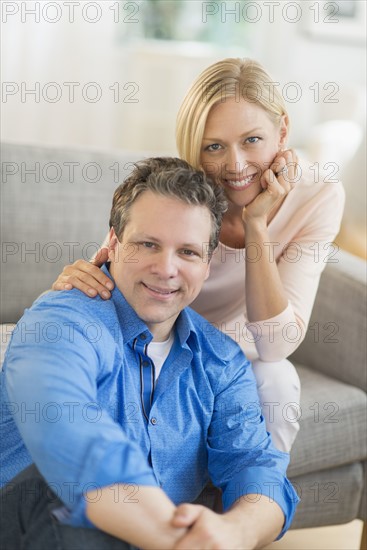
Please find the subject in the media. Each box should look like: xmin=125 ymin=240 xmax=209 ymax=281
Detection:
xmin=52 ymin=58 xmax=345 ymax=452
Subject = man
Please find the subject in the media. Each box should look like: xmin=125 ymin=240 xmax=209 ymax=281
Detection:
xmin=0 ymin=158 xmax=298 ymax=549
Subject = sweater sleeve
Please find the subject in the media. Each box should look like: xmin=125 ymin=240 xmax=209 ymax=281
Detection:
xmin=246 ymin=180 xmax=345 ymax=361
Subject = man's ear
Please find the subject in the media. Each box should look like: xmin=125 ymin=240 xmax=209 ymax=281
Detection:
xmin=108 ymin=228 xmax=119 ymax=263
xmin=279 ymin=115 xmax=289 ymax=149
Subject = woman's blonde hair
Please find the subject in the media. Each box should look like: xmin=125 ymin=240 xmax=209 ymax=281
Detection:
xmin=176 ymin=58 xmax=289 ymax=169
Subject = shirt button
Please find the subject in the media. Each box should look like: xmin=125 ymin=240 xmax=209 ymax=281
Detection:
xmin=150 ymin=417 xmax=157 ymax=425
xmin=142 ymin=361 xmax=150 ymax=367
xmin=140 ymin=333 xmax=147 ymax=340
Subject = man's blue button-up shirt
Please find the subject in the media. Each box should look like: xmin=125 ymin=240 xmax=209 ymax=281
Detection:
xmin=1 ymin=267 xmax=299 ymax=537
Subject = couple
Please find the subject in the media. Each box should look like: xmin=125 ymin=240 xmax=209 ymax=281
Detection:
xmin=1 ymin=57 xmax=344 ymax=549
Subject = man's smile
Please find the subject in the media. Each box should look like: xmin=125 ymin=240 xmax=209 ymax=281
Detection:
xmin=142 ymin=282 xmax=179 ymax=299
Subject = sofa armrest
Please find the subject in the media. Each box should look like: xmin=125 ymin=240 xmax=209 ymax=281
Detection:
xmin=290 ymin=249 xmax=367 ymax=392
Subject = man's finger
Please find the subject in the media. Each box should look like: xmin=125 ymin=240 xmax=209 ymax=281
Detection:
xmin=171 ymin=504 xmax=203 ymax=527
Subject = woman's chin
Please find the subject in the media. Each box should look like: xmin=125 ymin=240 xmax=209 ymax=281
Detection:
xmin=224 ymin=183 xmax=262 ymax=209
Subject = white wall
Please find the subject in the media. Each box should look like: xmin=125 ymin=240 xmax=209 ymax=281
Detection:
xmin=1 ymin=2 xmax=131 ymax=150
xmin=1 ymin=0 xmax=365 ymax=154
xmin=247 ymin=1 xmax=366 ymax=147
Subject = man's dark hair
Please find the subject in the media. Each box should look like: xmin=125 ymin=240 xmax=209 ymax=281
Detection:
xmin=109 ymin=157 xmax=227 ymax=258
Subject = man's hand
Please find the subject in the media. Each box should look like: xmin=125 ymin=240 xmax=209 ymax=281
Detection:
xmin=171 ymin=504 xmax=256 ymax=550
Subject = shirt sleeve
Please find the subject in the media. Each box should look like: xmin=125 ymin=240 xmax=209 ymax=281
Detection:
xmin=246 ymin=180 xmax=345 ymax=361
xmin=207 ymin=346 xmax=299 ymax=539
xmin=4 ymin=304 xmax=158 ymax=527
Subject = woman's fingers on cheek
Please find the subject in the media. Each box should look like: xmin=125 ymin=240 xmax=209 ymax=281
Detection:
xmin=284 ymin=150 xmax=293 ymax=170
xmin=260 ymin=171 xmax=269 ymax=189
xmin=271 ymin=152 xmax=283 ymax=168
xmin=268 ymin=149 xmax=297 ymax=192
xmin=281 ymin=150 xmax=298 ymax=188
xmin=292 ymin=151 xmax=300 ymax=185
xmin=271 ymin=156 xmax=286 ymax=175
xmin=264 ymin=169 xmax=278 ymax=192
xmin=271 ymin=162 xmax=288 ymax=186
xmin=290 ymin=156 xmax=300 ymax=186
xmin=284 ymin=149 xmax=293 ymax=163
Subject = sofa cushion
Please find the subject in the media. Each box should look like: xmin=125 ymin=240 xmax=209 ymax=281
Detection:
xmin=288 ymin=365 xmax=367 ymax=477
xmin=290 ymin=462 xmax=364 ymax=529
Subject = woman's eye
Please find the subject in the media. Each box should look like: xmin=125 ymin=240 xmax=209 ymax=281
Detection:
xmin=206 ymin=143 xmax=222 ymax=152
xmin=246 ymin=136 xmax=261 ymax=144
xmin=142 ymin=242 xmax=155 ymax=249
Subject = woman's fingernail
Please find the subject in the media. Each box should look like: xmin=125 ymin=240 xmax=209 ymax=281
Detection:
xmin=102 ymin=291 xmax=110 ymax=299
xmin=106 ymin=282 xmax=114 ymax=290
xmin=87 ymin=289 xmax=97 ymax=296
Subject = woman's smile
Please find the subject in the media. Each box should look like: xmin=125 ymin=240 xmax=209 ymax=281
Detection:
xmin=223 ymin=171 xmax=258 ymax=191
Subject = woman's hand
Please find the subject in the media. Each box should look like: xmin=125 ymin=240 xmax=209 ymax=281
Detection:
xmin=242 ymin=148 xmax=299 ymax=225
xmin=51 ymin=247 xmax=114 ymax=299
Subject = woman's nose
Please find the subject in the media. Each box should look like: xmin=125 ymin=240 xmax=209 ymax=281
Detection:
xmin=225 ymin=147 xmax=247 ymax=174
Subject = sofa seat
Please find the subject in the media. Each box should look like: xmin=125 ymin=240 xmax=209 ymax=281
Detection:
xmin=289 ymin=365 xmax=367 ymax=478
xmin=290 ymin=463 xmax=364 ymax=528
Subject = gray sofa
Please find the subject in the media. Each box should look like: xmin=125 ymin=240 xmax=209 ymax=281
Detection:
xmin=1 ymin=142 xmax=366 ymax=535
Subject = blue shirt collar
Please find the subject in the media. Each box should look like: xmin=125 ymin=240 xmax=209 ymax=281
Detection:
xmin=101 ymin=263 xmax=199 ymax=351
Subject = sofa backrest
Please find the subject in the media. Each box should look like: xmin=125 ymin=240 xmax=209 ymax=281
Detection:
xmin=291 ymin=249 xmax=367 ymax=391
xmin=1 ymin=142 xmax=145 ymax=322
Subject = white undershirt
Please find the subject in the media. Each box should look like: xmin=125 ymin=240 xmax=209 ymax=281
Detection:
xmin=147 ymin=332 xmax=174 ymax=381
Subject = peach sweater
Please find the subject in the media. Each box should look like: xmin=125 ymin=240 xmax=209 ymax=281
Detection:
xmin=190 ymin=166 xmax=345 ymax=361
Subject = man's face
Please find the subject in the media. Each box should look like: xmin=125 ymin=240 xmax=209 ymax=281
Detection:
xmin=109 ymin=190 xmax=212 ymax=341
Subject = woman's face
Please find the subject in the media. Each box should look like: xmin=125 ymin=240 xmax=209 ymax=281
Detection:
xmin=200 ymin=97 xmax=287 ymax=208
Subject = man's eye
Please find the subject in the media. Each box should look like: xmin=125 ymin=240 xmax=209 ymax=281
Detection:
xmin=181 ymin=249 xmax=198 ymax=257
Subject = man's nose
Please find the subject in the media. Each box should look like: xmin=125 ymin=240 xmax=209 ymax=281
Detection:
xmin=150 ymin=250 xmax=178 ymax=278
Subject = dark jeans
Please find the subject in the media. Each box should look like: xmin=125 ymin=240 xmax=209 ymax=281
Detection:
xmin=0 ymin=465 xmax=136 ymax=550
